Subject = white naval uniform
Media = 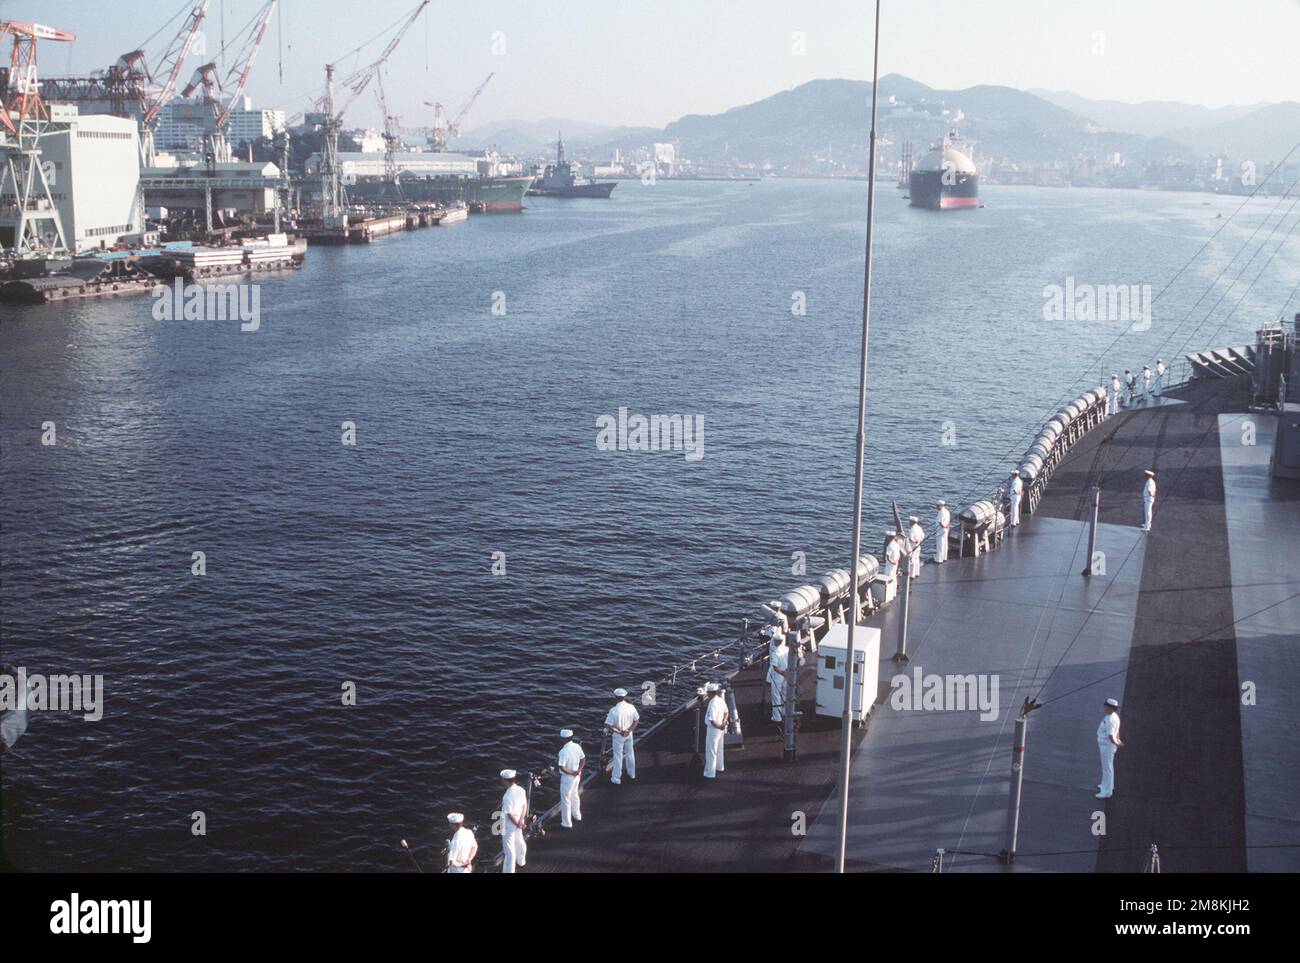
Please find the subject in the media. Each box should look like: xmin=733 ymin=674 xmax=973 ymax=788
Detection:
xmin=1143 ymin=476 xmax=1157 ymax=531
xmin=1154 ymin=362 xmax=1165 ymax=398
xmin=882 ymin=537 xmax=902 ymax=580
xmin=769 ymin=642 xmax=789 ymax=722
xmin=557 ymin=740 xmax=585 ymax=827
xmin=703 ymin=693 xmax=728 ymax=778
xmin=765 ymin=630 xmax=784 ymax=711
xmin=500 ymin=783 xmax=528 ymax=873
xmin=1141 ymin=368 xmax=1152 ymax=404
xmin=1097 ymin=711 xmax=1121 ymax=797
xmin=446 ymin=826 xmax=477 ymax=873
xmin=605 ymin=700 xmax=640 ymax=783
xmin=1109 ymin=378 xmax=1121 ymax=416
xmin=934 ymin=507 xmax=951 ymax=563
xmin=907 ymin=522 xmax=925 ymax=577
xmin=1009 ymin=475 xmax=1023 ymax=526
xmin=1124 ymin=377 xmax=1135 ymax=408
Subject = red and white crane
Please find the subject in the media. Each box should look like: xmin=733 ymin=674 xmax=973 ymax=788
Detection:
xmin=0 ymin=20 xmax=76 ymax=256
xmin=422 ymin=71 xmax=493 ymax=151
xmin=180 ymin=0 xmax=278 ymax=165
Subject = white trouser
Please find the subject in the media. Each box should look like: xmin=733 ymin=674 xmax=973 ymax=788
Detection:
xmin=1143 ymin=495 xmax=1155 ymax=531
xmin=559 ymin=773 xmax=582 ymax=826
xmin=1098 ymin=742 xmax=1117 ymax=796
xmin=770 ymin=676 xmax=785 ymax=721
xmin=909 ymin=547 xmax=921 ymax=577
xmin=935 ymin=528 xmax=949 ymax=563
xmin=447 ymin=865 xmax=471 ymax=874
xmin=1010 ymin=493 xmax=1021 ymax=526
xmin=1153 ymin=376 xmax=1163 ymax=398
xmin=502 ymin=826 xmax=526 ymax=873
xmin=610 ymin=733 xmax=635 ymax=783
xmin=704 ymin=725 xmax=725 ymax=777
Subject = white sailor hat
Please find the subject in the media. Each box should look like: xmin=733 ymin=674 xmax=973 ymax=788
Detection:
xmin=909 ymin=515 xmax=919 ymax=523
xmin=1105 ymin=698 xmax=1119 ymax=707
xmin=1010 ymin=469 xmax=1019 ymax=474
xmin=705 ymin=682 xmax=719 ymax=692
xmin=1144 ymin=469 xmax=1155 ymax=476
xmin=499 ymin=769 xmax=516 ymax=780
xmin=936 ymin=499 xmax=946 ymax=506
xmin=559 ymin=728 xmax=574 ymax=738
xmin=447 ymin=812 xmax=464 ymax=824
xmin=613 ymin=687 xmax=628 ymax=698
xmin=886 ymin=529 xmax=897 ymax=536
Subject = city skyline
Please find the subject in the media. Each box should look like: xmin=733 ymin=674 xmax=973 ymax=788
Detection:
xmin=23 ymin=0 xmax=1300 ymax=134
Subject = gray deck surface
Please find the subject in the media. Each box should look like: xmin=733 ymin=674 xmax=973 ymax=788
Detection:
xmin=513 ymin=380 xmax=1298 ymax=873
xmin=1217 ymin=412 xmax=1300 ymax=872
xmin=800 ymin=516 xmax=1147 ymax=871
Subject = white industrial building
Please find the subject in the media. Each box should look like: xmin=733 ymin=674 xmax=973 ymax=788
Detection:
xmin=0 ymin=105 xmax=144 ymax=254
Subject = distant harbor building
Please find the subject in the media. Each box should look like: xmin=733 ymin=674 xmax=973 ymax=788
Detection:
xmin=156 ymin=97 xmax=285 ymax=152
xmin=0 ymin=105 xmax=144 ymax=253
xmin=352 ymin=129 xmax=387 ymax=154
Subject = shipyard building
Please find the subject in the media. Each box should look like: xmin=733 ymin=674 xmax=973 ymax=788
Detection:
xmin=0 ymin=105 xmax=144 ymax=253
xmin=304 ymin=151 xmax=479 ymax=179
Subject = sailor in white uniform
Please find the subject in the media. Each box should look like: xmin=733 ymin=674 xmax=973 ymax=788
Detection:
xmin=1123 ymin=370 xmax=1134 ymax=408
xmin=882 ymin=531 xmax=902 ymax=580
xmin=1142 ymin=469 xmax=1157 ymax=532
xmin=445 ymin=813 xmax=477 ymax=873
xmin=1008 ymin=470 xmax=1023 ymax=527
xmin=1153 ymin=359 xmax=1166 ymax=399
xmin=907 ymin=516 xmax=925 ymax=577
xmin=1140 ymin=365 xmax=1152 ymax=405
xmin=703 ymin=682 xmax=729 ymax=778
xmin=1109 ymin=374 xmax=1121 ymax=416
xmin=764 ymin=623 xmax=785 ymax=714
xmin=934 ymin=500 xmax=950 ymax=563
xmin=498 ymin=769 xmax=528 ymax=873
xmin=769 ymin=635 xmax=790 ymax=722
xmin=604 ymin=688 xmax=640 ymax=784
xmin=557 ymin=728 xmax=585 ymax=828
xmin=1096 ymin=698 xmax=1124 ymax=798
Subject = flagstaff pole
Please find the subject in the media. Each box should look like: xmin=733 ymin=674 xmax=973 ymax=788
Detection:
xmin=835 ymin=0 xmax=883 ymax=874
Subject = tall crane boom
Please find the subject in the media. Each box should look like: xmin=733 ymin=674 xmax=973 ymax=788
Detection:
xmin=422 ymin=71 xmax=492 ymax=150
xmin=449 ymin=71 xmax=492 ymax=138
xmin=308 ymin=0 xmax=429 ymax=227
xmin=328 ymin=0 xmax=429 ymax=123
xmin=138 ymin=1 xmax=209 ymax=125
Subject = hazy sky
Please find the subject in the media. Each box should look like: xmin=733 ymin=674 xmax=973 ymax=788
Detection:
xmin=21 ymin=0 xmax=1300 ymax=131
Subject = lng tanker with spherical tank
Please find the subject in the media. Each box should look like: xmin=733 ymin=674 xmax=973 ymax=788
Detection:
xmin=909 ymin=132 xmax=980 ymax=210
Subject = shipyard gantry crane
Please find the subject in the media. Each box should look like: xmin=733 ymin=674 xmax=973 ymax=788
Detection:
xmin=180 ymin=0 xmax=278 ymax=168
xmin=39 ymin=1 xmax=209 ymax=166
xmin=373 ymin=70 xmax=403 ymax=188
xmin=304 ymin=0 xmax=428 ymax=227
xmin=0 ymin=20 xmax=76 ymax=257
xmin=422 ymin=71 xmax=493 ymax=151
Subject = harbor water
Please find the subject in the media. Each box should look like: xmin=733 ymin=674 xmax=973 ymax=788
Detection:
xmin=2 ymin=179 xmax=1295 ymax=870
